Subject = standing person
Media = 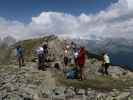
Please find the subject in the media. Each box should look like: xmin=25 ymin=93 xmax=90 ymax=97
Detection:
xmin=63 ymin=47 xmax=69 ymax=72
xmin=16 ymin=45 xmax=25 ymax=68
xmin=102 ymin=52 xmax=111 ymax=75
xmin=43 ymin=42 xmax=48 ymax=61
xmin=36 ymin=46 xmax=45 ymax=70
xmin=78 ymin=47 xmax=86 ymax=80
xmin=74 ymin=49 xmax=79 ymax=66
xmin=71 ymin=42 xmax=77 ymax=64
xmin=71 ymin=42 xmax=77 ymax=52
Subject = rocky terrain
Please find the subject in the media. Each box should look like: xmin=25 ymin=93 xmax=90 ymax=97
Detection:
xmin=0 ymin=35 xmax=133 ymax=100
xmin=0 ymin=62 xmax=133 ymax=100
xmin=0 ymin=36 xmax=16 ymax=65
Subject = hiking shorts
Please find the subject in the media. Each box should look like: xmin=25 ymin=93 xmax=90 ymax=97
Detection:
xmin=17 ymin=54 xmax=24 ymax=60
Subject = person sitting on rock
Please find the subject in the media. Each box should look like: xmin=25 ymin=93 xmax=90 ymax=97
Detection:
xmin=36 ymin=46 xmax=45 ymax=70
xmin=102 ymin=52 xmax=111 ymax=75
xmin=78 ymin=47 xmax=86 ymax=80
xmin=16 ymin=45 xmax=25 ymax=68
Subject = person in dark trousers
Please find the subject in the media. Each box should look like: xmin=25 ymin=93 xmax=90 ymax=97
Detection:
xmin=78 ymin=47 xmax=86 ymax=80
xmin=63 ymin=47 xmax=69 ymax=72
xmin=16 ymin=45 xmax=25 ymax=68
xmin=43 ymin=42 xmax=48 ymax=61
xmin=36 ymin=46 xmax=45 ymax=70
xmin=102 ymin=52 xmax=111 ymax=75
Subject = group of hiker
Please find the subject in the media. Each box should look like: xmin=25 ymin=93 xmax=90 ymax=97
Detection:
xmin=15 ymin=41 xmax=111 ymax=80
xmin=63 ymin=42 xmax=111 ymax=80
xmin=16 ymin=42 xmax=48 ymax=70
xmin=63 ymin=42 xmax=86 ymax=80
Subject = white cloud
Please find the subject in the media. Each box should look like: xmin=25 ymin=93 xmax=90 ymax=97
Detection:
xmin=0 ymin=0 xmax=133 ymax=40
xmin=127 ymin=0 xmax=133 ymax=10
xmin=0 ymin=17 xmax=30 ymax=40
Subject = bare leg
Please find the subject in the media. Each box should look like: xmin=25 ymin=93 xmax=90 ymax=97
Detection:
xmin=79 ymin=65 xmax=85 ymax=80
xmin=21 ymin=56 xmax=25 ymax=66
xmin=63 ymin=64 xmax=67 ymax=72
xmin=18 ymin=57 xmax=22 ymax=68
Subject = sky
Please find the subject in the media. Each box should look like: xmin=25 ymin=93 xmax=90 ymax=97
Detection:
xmin=0 ymin=0 xmax=133 ymax=40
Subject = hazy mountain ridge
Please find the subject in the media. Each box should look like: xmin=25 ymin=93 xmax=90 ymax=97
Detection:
xmin=73 ymin=37 xmax=133 ymax=67
xmin=0 ymin=36 xmax=16 ymax=47
xmin=73 ymin=38 xmax=133 ymax=53
xmin=0 ymin=36 xmax=16 ymax=64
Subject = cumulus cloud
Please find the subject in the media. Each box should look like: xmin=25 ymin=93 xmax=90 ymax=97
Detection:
xmin=0 ymin=0 xmax=133 ymax=40
xmin=0 ymin=17 xmax=30 ymax=40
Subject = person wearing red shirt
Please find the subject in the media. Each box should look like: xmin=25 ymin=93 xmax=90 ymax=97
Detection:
xmin=78 ymin=47 xmax=86 ymax=80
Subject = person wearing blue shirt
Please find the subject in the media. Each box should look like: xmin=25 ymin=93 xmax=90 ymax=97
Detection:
xmin=16 ymin=45 xmax=25 ymax=68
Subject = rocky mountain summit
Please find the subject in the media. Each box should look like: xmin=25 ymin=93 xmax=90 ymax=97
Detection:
xmin=0 ymin=35 xmax=133 ymax=100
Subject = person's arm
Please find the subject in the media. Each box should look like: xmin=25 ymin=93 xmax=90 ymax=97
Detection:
xmin=23 ymin=48 xmax=25 ymax=55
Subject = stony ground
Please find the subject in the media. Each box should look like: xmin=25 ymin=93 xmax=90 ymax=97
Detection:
xmin=0 ymin=63 xmax=56 ymax=100
xmin=0 ymin=62 xmax=133 ymax=100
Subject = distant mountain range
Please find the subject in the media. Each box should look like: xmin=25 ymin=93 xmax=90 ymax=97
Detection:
xmin=0 ymin=36 xmax=16 ymax=47
xmin=74 ymin=38 xmax=133 ymax=68
xmin=0 ymin=36 xmax=16 ymax=64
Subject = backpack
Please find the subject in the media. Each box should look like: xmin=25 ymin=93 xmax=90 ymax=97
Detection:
xmin=66 ymin=68 xmax=78 ymax=79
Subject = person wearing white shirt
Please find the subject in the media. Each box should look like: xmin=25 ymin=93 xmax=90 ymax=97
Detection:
xmin=36 ymin=46 xmax=45 ymax=70
xmin=36 ymin=47 xmax=44 ymax=55
xmin=104 ymin=54 xmax=110 ymax=64
xmin=74 ymin=50 xmax=79 ymax=65
xmin=103 ymin=53 xmax=111 ymax=75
